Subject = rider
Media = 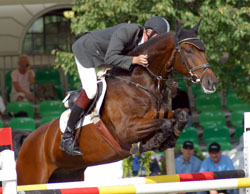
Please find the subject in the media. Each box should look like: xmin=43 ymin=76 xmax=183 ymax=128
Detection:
xmin=60 ymin=16 xmax=170 ymax=156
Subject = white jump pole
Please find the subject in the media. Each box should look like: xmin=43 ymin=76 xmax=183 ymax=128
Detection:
xmin=0 ymin=150 xmax=17 ymax=194
xmin=244 ymin=112 xmax=250 ymax=194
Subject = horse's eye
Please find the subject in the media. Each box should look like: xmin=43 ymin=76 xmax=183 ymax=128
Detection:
xmin=185 ymin=48 xmax=193 ymax=54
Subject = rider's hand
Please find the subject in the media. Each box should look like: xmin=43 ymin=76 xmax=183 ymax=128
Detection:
xmin=132 ymin=55 xmax=148 ymax=67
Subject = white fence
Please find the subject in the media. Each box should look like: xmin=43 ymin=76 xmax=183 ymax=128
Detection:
xmin=0 ymin=150 xmax=17 ymax=194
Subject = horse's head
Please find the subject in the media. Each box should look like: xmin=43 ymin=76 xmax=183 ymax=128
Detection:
xmin=173 ymin=20 xmax=217 ymax=93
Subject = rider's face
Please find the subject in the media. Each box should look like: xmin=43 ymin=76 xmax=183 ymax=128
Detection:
xmin=209 ymin=151 xmax=222 ymax=163
xmin=144 ymin=29 xmax=158 ymax=42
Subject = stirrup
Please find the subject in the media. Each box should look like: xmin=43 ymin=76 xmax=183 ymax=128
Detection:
xmin=60 ymin=136 xmax=83 ymax=156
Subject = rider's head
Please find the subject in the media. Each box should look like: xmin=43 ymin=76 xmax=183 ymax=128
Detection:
xmin=144 ymin=16 xmax=170 ymax=40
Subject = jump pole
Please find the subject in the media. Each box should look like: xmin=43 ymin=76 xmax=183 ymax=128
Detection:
xmin=16 ymin=170 xmax=245 ymax=192
xmin=15 ymin=178 xmax=250 ymax=194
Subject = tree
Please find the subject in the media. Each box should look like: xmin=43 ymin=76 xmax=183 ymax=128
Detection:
xmin=53 ymin=0 xmax=250 ymax=102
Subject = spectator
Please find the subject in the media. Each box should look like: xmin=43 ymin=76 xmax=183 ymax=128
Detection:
xmin=175 ymin=141 xmax=201 ymax=174
xmin=199 ymin=142 xmax=238 ymax=194
xmin=10 ymin=55 xmax=35 ymax=102
xmin=172 ymin=81 xmax=192 ymax=126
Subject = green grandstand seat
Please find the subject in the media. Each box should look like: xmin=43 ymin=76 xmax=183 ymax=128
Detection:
xmin=5 ymin=71 xmax=12 ymax=102
xmin=36 ymin=68 xmax=61 ymax=85
xmin=199 ymin=111 xmax=226 ymax=128
xmin=7 ymin=101 xmax=34 ymax=118
xmin=203 ymin=126 xmax=233 ymax=150
xmin=176 ymin=128 xmax=201 ymax=151
xmin=67 ymin=73 xmax=80 ymax=90
xmin=39 ymin=100 xmax=65 ymax=118
xmin=183 ymin=126 xmax=197 ymax=132
xmin=235 ymin=127 xmax=243 ymax=141
xmin=9 ymin=117 xmax=36 ymax=131
xmin=226 ymin=93 xmax=250 ymax=112
xmin=0 ymin=120 xmax=4 ymax=128
xmin=192 ymin=84 xmax=203 ymax=96
xmin=195 ymin=94 xmax=221 ymax=112
xmin=40 ymin=115 xmax=58 ymax=125
xmin=54 ymin=85 xmax=64 ymax=100
xmin=177 ymin=79 xmax=188 ymax=92
xmin=176 ymin=128 xmax=198 ymax=145
xmin=5 ymin=71 xmax=12 ymax=89
xmin=230 ymin=111 xmax=244 ymax=128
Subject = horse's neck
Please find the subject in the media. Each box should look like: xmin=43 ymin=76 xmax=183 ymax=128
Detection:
xmin=131 ymin=67 xmax=156 ymax=87
xmin=147 ymin=36 xmax=175 ymax=78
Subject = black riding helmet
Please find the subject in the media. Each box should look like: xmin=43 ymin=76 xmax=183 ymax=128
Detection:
xmin=144 ymin=16 xmax=170 ymax=39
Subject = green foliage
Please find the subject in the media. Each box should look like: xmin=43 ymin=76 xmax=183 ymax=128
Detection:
xmin=52 ymin=50 xmax=81 ymax=89
xmin=54 ymin=0 xmax=249 ymax=102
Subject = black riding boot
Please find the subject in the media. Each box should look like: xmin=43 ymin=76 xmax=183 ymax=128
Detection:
xmin=60 ymin=89 xmax=91 ymax=156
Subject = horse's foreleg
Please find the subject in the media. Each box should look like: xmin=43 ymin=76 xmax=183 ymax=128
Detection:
xmin=124 ymin=118 xmax=172 ymax=144
xmin=139 ymin=119 xmax=173 ymax=152
xmin=159 ymin=109 xmax=189 ymax=151
xmin=123 ymin=118 xmax=173 ymax=153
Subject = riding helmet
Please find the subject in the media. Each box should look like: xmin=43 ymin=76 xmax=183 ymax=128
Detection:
xmin=144 ymin=16 xmax=170 ymax=34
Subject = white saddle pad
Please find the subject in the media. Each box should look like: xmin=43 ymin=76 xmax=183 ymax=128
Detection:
xmin=59 ymin=79 xmax=107 ymax=133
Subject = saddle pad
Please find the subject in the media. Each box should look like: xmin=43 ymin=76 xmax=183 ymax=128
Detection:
xmin=59 ymin=79 xmax=107 ymax=133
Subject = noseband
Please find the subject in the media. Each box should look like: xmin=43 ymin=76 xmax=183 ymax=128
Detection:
xmin=172 ymin=36 xmax=211 ymax=83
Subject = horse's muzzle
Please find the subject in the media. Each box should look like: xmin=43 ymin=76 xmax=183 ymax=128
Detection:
xmin=201 ymin=73 xmax=217 ymax=94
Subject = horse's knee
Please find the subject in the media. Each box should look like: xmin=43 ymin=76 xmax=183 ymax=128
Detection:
xmin=174 ymin=110 xmax=188 ymax=131
xmin=159 ymin=118 xmax=172 ymax=134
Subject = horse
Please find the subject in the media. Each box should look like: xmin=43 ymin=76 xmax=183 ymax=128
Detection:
xmin=16 ymin=20 xmax=217 ymax=185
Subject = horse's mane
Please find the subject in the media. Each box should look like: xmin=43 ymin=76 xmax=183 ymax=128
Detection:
xmin=128 ymin=32 xmax=174 ymax=56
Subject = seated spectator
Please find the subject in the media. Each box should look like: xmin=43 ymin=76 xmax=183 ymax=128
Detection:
xmin=172 ymin=81 xmax=192 ymax=126
xmin=199 ymin=142 xmax=238 ymax=194
xmin=175 ymin=141 xmax=201 ymax=174
xmin=10 ymin=55 xmax=35 ymax=102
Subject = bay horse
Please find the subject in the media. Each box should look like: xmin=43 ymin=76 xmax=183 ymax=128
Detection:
xmin=16 ymin=20 xmax=217 ymax=185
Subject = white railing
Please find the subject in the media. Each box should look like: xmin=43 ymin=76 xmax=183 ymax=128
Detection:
xmin=0 ymin=150 xmax=17 ymax=194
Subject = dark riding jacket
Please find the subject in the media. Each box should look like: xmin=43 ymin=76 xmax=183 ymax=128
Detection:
xmin=72 ymin=23 xmax=144 ymax=71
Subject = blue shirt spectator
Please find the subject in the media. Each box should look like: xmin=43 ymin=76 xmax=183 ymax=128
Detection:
xmin=198 ymin=142 xmax=238 ymax=194
xmin=175 ymin=141 xmax=201 ymax=174
xmin=199 ymin=155 xmax=234 ymax=172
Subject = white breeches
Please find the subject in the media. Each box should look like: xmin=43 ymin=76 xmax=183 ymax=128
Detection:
xmin=75 ymin=57 xmax=97 ymax=99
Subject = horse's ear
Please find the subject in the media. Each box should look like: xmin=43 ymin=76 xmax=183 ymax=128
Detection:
xmin=192 ymin=19 xmax=202 ymax=34
xmin=175 ymin=20 xmax=182 ymax=36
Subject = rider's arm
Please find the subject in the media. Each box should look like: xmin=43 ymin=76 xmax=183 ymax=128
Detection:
xmin=104 ymin=24 xmax=145 ymax=70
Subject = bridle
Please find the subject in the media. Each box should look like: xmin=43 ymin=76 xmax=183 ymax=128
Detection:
xmin=170 ymin=35 xmax=211 ymax=83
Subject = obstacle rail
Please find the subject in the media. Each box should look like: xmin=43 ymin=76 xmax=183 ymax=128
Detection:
xmin=15 ymin=177 xmax=250 ymax=194
xmin=16 ymin=169 xmax=245 ymax=192
xmin=0 ymin=112 xmax=250 ymax=194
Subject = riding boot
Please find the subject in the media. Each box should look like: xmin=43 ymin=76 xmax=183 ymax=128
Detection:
xmin=60 ymin=89 xmax=91 ymax=156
